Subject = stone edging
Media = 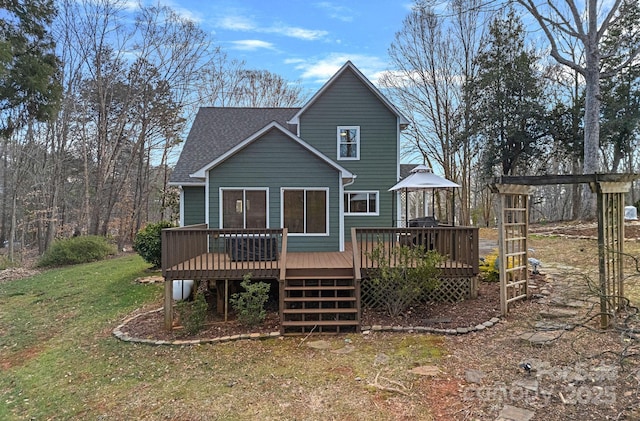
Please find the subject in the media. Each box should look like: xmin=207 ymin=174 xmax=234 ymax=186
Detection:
xmin=112 ymin=308 xmax=281 ymax=346
xmin=531 ymin=232 xmax=640 ymax=242
xmin=362 ymin=317 xmax=502 ymax=336
xmin=112 ymin=308 xmax=502 ymax=346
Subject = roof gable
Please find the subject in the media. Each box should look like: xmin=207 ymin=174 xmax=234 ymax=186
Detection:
xmin=288 ymin=61 xmax=409 ymax=127
xmin=169 ymin=107 xmax=299 ymax=185
xmin=190 ymin=121 xmax=355 ymax=181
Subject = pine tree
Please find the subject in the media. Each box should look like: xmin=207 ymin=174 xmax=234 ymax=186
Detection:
xmin=0 ymin=0 xmax=62 ymax=136
xmin=599 ymin=0 xmax=640 ymax=172
xmin=467 ymin=8 xmax=547 ymax=177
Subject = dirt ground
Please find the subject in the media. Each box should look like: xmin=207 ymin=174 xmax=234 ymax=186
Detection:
xmin=117 ymin=221 xmax=640 ymax=420
xmin=5 ymin=221 xmax=640 ymax=419
xmin=119 ymin=279 xmax=504 ymax=341
xmin=529 ymin=220 xmax=640 ymax=239
xmin=121 ymin=221 xmax=640 ymax=343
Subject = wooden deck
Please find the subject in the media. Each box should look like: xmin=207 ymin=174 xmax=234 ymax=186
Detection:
xmin=165 ymin=247 xmax=473 ymax=280
xmin=163 ymin=228 xmax=479 ymax=281
xmin=288 ymin=249 xmax=353 ymax=271
xmin=161 ymin=226 xmax=480 ymax=331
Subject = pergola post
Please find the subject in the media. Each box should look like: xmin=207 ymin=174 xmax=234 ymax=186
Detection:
xmin=590 ymin=181 xmax=631 ymax=328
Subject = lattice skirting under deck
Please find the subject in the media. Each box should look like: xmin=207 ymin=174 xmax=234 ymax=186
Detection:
xmin=361 ymin=276 xmax=478 ymax=309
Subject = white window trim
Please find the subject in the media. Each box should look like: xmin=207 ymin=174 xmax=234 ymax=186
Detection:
xmin=219 ymin=187 xmax=269 ymax=229
xmin=344 ymin=190 xmax=379 ymax=216
xmin=280 ymin=187 xmax=330 ymax=236
xmin=337 ymin=126 xmax=360 ymax=161
xmin=179 ymin=186 xmax=185 ymax=227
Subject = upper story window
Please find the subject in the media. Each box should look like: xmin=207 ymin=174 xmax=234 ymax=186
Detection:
xmin=337 ymin=126 xmax=360 ymax=160
xmin=344 ymin=191 xmax=378 ymax=215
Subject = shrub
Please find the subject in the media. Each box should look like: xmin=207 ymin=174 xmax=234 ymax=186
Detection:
xmin=37 ymin=236 xmax=116 ymax=267
xmin=479 ymin=249 xmax=515 ymax=282
xmin=133 ymin=221 xmax=174 ymax=268
xmin=479 ymin=249 xmax=500 ymax=282
xmin=175 ymin=290 xmax=208 ymax=335
xmin=366 ymin=243 xmax=442 ymax=318
xmin=0 ymin=255 xmax=17 ymax=270
xmin=230 ymin=273 xmax=270 ymax=327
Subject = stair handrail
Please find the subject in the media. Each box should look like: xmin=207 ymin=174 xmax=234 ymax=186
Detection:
xmin=279 ymin=228 xmax=288 ymax=281
xmin=351 ymin=227 xmax=361 ymax=282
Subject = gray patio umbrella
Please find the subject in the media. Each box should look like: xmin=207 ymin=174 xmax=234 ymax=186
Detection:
xmin=389 ymin=165 xmax=460 ymax=226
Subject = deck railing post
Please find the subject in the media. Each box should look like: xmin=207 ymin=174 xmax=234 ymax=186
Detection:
xmin=164 ymin=279 xmax=173 ymax=330
xmin=162 ymin=228 xmax=173 ymax=330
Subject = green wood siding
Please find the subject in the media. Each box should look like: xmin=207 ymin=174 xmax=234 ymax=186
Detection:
xmin=182 ymin=186 xmax=205 ymax=226
xmin=208 ymin=128 xmax=341 ymax=252
xmin=299 ymin=68 xmax=399 ymax=241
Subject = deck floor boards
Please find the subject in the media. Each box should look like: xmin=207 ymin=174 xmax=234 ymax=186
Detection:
xmin=169 ymin=251 xmax=352 ymax=272
xmin=166 ymin=248 xmax=472 ymax=279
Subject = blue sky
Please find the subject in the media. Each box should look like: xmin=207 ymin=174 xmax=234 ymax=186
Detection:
xmin=154 ymin=0 xmax=413 ymax=91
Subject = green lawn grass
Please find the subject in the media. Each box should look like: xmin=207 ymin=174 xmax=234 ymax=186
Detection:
xmin=0 ymin=254 xmax=441 ymax=420
xmin=4 ymin=238 xmax=640 ymax=420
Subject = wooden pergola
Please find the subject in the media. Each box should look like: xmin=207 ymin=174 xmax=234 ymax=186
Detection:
xmin=492 ymin=173 xmax=639 ymax=328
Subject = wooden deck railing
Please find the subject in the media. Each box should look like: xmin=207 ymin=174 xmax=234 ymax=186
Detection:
xmin=161 ymin=226 xmax=286 ymax=280
xmin=352 ymin=226 xmax=479 ymax=278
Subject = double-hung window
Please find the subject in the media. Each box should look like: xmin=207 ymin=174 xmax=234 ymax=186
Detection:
xmin=337 ymin=126 xmax=360 ymax=160
xmin=282 ymin=188 xmax=328 ymax=235
xmin=221 ymin=189 xmax=267 ymax=228
xmin=344 ymin=191 xmax=378 ymax=215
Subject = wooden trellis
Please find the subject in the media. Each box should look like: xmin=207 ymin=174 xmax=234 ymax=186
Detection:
xmin=492 ymin=184 xmax=532 ymax=315
xmin=493 ymin=174 xmax=638 ymax=327
xmin=593 ymin=181 xmax=630 ymax=328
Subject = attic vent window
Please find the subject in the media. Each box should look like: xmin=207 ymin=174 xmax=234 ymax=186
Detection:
xmin=337 ymin=126 xmax=360 ymax=160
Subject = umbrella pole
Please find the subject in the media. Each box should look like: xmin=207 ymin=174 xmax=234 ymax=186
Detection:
xmin=451 ymin=188 xmax=455 ymax=226
xmin=391 ymin=191 xmax=395 ymax=227
xmin=405 ymin=188 xmax=409 ymax=227
xmin=432 ymin=191 xmax=435 ymax=220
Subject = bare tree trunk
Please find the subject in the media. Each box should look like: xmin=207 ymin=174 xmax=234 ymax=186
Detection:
xmin=45 ymin=124 xmax=61 ymax=250
xmin=1 ymin=138 xmax=8 ymax=245
xmin=572 ymin=160 xmax=583 ymax=220
xmin=8 ymin=191 xmax=17 ymax=262
xmin=581 ymin=1 xmax=601 ymax=219
xmin=516 ymin=0 xmax=639 ymax=219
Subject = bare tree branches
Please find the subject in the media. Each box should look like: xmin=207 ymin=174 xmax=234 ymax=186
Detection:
xmin=382 ymin=0 xmax=488 ymax=224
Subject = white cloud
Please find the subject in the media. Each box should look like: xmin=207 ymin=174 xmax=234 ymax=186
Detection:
xmin=377 ymin=69 xmax=419 ymax=89
xmin=402 ymin=2 xmax=415 ymax=11
xmin=170 ymin=7 xmax=203 ymax=24
xmin=284 ymin=58 xmax=307 ymax=65
xmin=122 ymin=0 xmax=139 ymax=12
xmin=140 ymin=0 xmax=203 ymax=23
xmin=215 ymin=14 xmax=327 ymax=41
xmin=229 ymin=39 xmax=276 ymax=51
xmin=217 ymin=15 xmax=257 ymax=31
xmin=290 ymin=54 xmax=389 ymax=84
xmin=272 ymin=25 xmax=327 ymax=41
xmin=314 ymin=2 xmax=354 ymax=22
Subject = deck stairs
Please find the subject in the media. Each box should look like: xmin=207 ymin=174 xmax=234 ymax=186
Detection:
xmin=280 ymin=267 xmax=360 ymax=335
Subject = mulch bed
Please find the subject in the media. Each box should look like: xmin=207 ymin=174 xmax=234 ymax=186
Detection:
xmin=119 ymin=280 xmax=506 ymax=341
xmin=361 ymin=280 xmax=502 ymax=329
xmin=111 ymin=221 xmax=640 ymax=342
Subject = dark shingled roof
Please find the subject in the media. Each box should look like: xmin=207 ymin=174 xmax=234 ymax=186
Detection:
xmin=170 ymin=107 xmax=300 ymax=185
xmin=400 ymin=163 xmax=420 ymax=179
